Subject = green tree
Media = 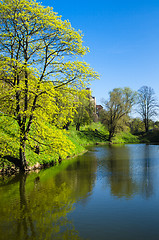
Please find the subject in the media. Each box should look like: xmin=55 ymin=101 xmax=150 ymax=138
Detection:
xmin=73 ymin=90 xmax=95 ymax=131
xmin=129 ymin=117 xmax=145 ymax=133
xmin=0 ymin=0 xmax=99 ymax=171
xmin=137 ymin=86 xmax=159 ymax=132
xmin=102 ymin=87 xmax=136 ymax=141
xmin=154 ymin=121 xmax=159 ymax=130
xmin=51 ymin=88 xmax=77 ymax=129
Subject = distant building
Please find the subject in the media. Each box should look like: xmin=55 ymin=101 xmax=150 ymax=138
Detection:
xmin=96 ymin=105 xmax=103 ymax=117
xmin=85 ymin=88 xmax=104 ymax=120
xmin=86 ymin=88 xmax=96 ymax=114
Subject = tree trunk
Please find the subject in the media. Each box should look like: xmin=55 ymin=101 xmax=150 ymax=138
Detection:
xmin=19 ymin=137 xmax=27 ymax=172
xmin=108 ymin=130 xmax=113 ymax=142
xmin=144 ymin=119 xmax=149 ymax=132
xmin=108 ymin=134 xmax=112 ymax=142
xmin=145 ymin=126 xmax=149 ymax=132
xmin=76 ymin=123 xmax=80 ymax=131
xmin=63 ymin=122 xmax=70 ymax=130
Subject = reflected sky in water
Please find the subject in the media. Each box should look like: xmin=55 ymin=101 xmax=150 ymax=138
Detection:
xmin=0 ymin=144 xmax=159 ymax=240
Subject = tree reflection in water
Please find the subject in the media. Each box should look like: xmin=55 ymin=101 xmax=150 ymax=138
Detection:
xmin=0 ymin=144 xmax=157 ymax=240
xmin=141 ymin=145 xmax=153 ymax=198
xmin=105 ymin=145 xmax=137 ymax=198
xmin=95 ymin=145 xmax=137 ymax=198
xmin=0 ymin=153 xmax=97 ymax=240
xmin=0 ymin=172 xmax=84 ymax=240
xmin=17 ymin=174 xmax=35 ymax=239
xmin=96 ymin=144 xmax=155 ymax=199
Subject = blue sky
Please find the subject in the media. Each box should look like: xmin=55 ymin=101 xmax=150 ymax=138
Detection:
xmin=42 ymin=0 xmax=159 ymax=105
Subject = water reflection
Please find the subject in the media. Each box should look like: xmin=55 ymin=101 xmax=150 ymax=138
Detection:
xmin=95 ymin=145 xmax=137 ymax=198
xmin=18 ymin=174 xmax=35 ymax=239
xmin=0 ymin=153 xmax=97 ymax=240
xmin=94 ymin=144 xmax=158 ymax=199
xmin=107 ymin=145 xmax=137 ymax=198
xmin=140 ymin=145 xmax=154 ymax=198
xmin=0 ymin=173 xmax=82 ymax=240
xmin=54 ymin=153 xmax=97 ymax=203
xmin=0 ymin=144 xmax=159 ymax=240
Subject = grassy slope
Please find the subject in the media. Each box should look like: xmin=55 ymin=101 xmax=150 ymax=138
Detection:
xmin=67 ymin=122 xmax=108 ymax=146
xmin=2 ymin=116 xmax=156 ymax=171
xmin=111 ymin=131 xmax=140 ymax=144
xmin=0 ymin=118 xmax=108 ymax=170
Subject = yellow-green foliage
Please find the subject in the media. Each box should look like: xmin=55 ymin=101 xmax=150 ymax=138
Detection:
xmin=0 ymin=116 xmax=19 ymax=158
xmin=0 ymin=0 xmax=99 ymax=168
xmin=51 ymin=88 xmax=90 ymax=128
xmin=0 ymin=115 xmax=76 ymax=167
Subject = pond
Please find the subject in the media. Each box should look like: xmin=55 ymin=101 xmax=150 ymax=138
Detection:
xmin=0 ymin=144 xmax=159 ymax=240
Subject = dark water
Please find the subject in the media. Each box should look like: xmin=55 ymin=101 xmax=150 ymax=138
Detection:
xmin=0 ymin=144 xmax=159 ymax=240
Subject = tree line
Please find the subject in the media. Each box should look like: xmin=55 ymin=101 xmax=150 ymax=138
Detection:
xmin=99 ymin=86 xmax=159 ymax=142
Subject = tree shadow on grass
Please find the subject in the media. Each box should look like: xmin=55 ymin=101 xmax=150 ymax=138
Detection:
xmin=77 ymin=129 xmax=108 ymax=142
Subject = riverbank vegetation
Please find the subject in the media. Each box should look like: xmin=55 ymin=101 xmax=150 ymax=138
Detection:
xmin=1 ymin=114 xmax=159 ymax=174
xmin=0 ymin=119 xmax=106 ymax=173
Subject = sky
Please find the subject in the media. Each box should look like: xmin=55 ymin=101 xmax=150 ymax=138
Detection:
xmin=41 ymin=0 xmax=159 ymax=106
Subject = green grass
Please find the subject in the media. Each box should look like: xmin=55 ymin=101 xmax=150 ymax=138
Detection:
xmin=1 ymin=116 xmax=155 ymax=172
xmin=0 ymin=118 xmax=108 ymax=170
xmin=111 ymin=131 xmax=140 ymax=144
xmin=66 ymin=122 xmax=108 ymax=146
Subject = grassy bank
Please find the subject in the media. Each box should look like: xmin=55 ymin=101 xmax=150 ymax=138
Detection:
xmin=66 ymin=122 xmax=108 ymax=146
xmin=1 ymin=116 xmax=156 ymax=173
xmin=0 ymin=118 xmax=108 ymax=172
xmin=111 ymin=131 xmax=140 ymax=144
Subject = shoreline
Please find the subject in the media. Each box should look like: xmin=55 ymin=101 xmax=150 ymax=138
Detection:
xmin=1 ymin=125 xmax=159 ymax=177
xmin=0 ymin=149 xmax=88 ymax=177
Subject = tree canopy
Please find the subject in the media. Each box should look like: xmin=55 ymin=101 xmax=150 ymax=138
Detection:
xmin=73 ymin=89 xmax=95 ymax=131
xmin=137 ymin=86 xmax=159 ymax=132
xmin=0 ymin=0 xmax=99 ymax=171
xmin=101 ymin=87 xmax=136 ymax=141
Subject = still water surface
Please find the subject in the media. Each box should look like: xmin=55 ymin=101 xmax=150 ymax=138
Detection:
xmin=0 ymin=144 xmax=159 ymax=240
